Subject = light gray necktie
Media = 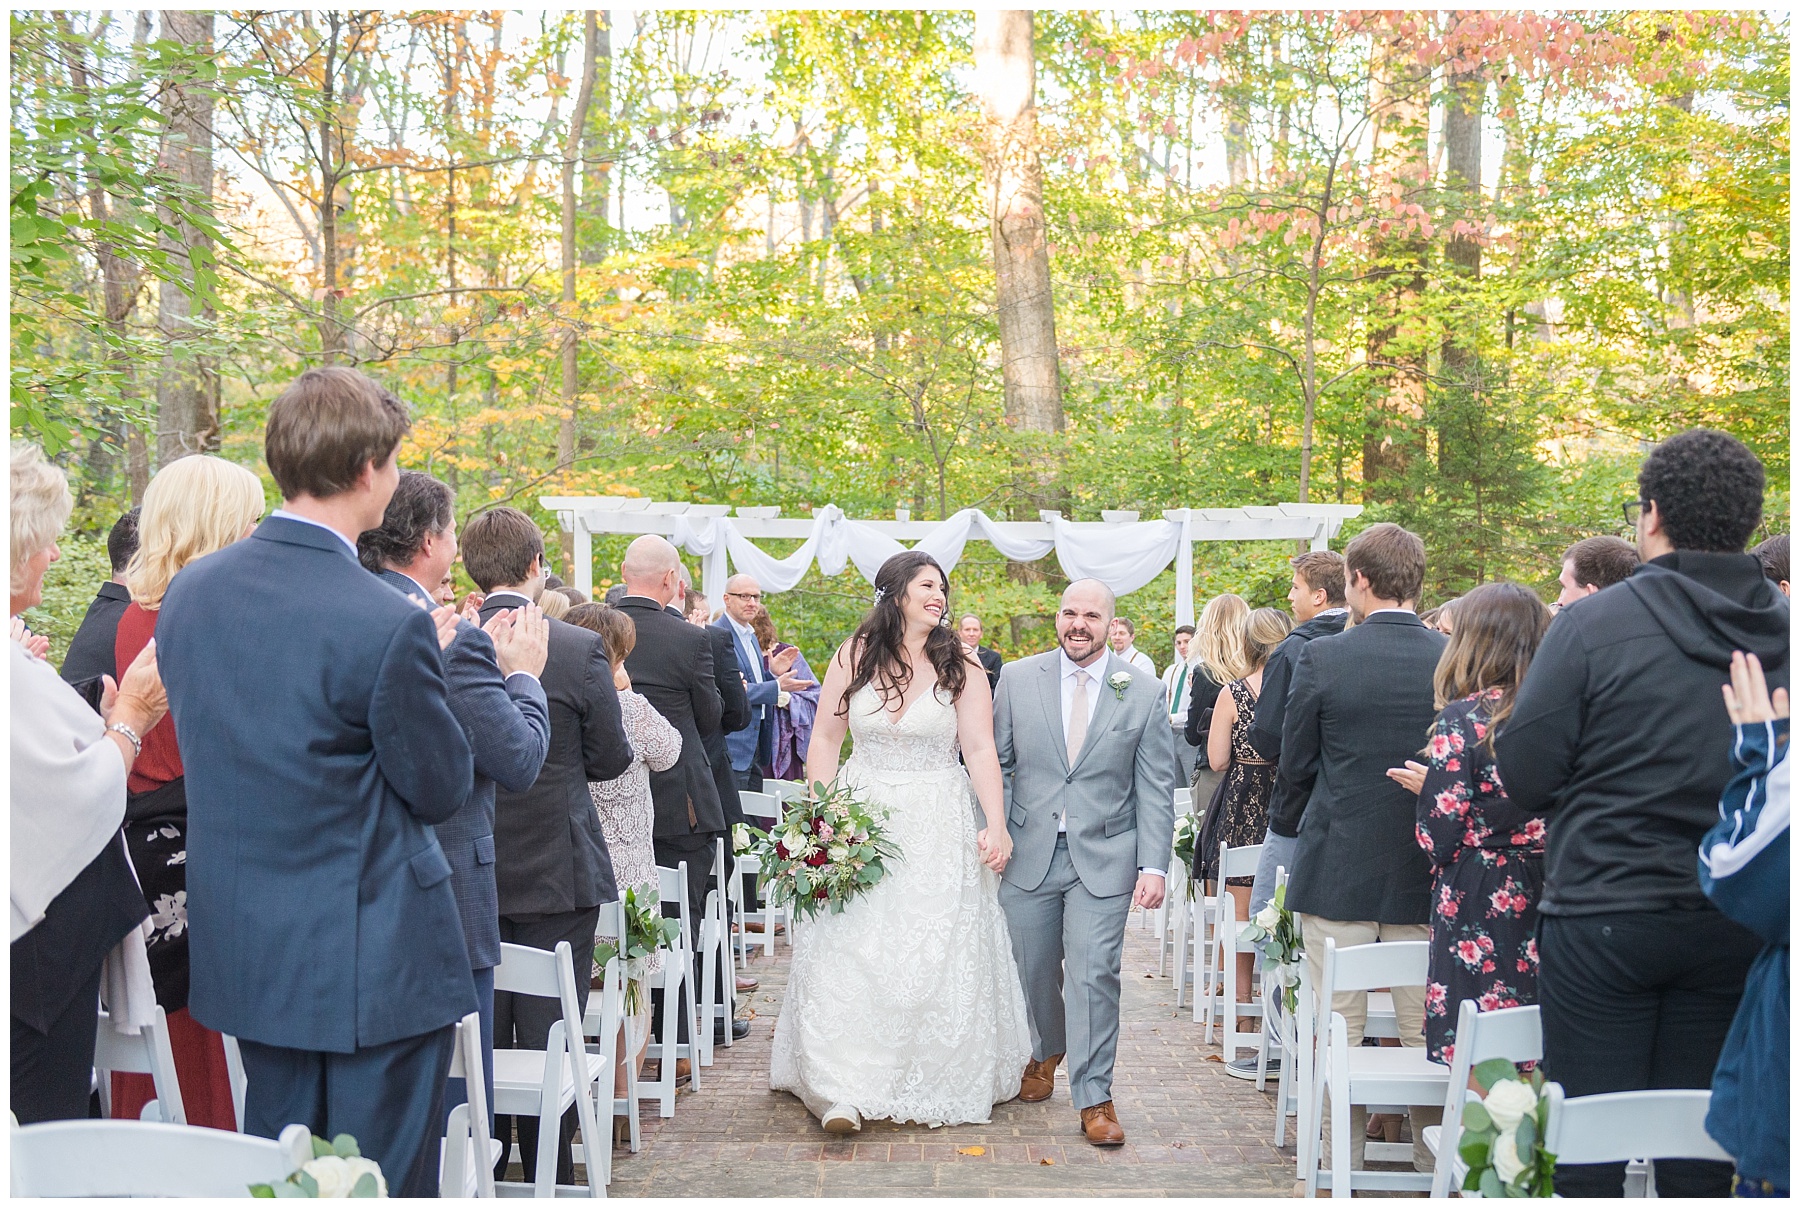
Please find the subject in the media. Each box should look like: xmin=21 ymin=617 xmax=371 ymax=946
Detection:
xmin=1067 ymin=669 xmax=1090 ymax=766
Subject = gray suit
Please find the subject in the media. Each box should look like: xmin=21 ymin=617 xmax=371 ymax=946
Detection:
xmin=994 ymin=651 xmax=1177 ymax=1110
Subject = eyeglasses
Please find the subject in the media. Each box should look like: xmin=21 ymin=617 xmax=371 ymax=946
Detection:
xmin=725 ymin=590 xmax=761 ymax=602
xmin=1622 ymin=499 xmax=1646 ymax=527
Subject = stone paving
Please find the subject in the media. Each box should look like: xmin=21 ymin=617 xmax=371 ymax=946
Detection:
xmin=602 ymin=907 xmax=1303 ymax=1197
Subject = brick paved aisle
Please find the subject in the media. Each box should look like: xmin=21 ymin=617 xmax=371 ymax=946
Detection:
xmin=606 ymin=908 xmax=1298 ymax=1197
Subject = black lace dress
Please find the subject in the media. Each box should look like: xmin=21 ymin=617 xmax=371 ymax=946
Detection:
xmin=1196 ymin=678 xmax=1278 ymax=885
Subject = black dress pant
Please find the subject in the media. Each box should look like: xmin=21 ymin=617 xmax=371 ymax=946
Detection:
xmin=651 ymin=831 xmax=724 ymax=1045
xmin=11 ymin=962 xmax=104 ymax=1125
xmin=1538 ymin=908 xmax=1760 ymax=1197
xmin=493 ymin=905 xmax=601 ymax=1186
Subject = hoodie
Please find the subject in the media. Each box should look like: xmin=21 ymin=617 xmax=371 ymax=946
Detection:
xmin=1495 ymin=551 xmax=1789 ymax=916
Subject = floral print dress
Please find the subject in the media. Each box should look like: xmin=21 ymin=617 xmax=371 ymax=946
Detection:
xmin=1415 ymin=688 xmax=1547 ymax=1066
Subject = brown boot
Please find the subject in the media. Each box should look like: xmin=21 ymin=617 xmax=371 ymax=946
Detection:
xmin=1080 ymin=1101 xmax=1126 ymax=1147
xmin=1017 ymin=1053 xmax=1064 ymax=1102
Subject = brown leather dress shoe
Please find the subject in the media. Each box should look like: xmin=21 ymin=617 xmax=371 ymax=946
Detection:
xmin=736 ymin=975 xmax=760 ymax=993
xmin=1018 ymin=1054 xmax=1064 ymax=1102
xmin=1080 ymin=1101 xmax=1125 ymax=1147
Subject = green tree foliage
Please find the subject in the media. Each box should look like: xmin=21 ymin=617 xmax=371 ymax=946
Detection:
xmin=10 ymin=10 xmax=1788 ymax=668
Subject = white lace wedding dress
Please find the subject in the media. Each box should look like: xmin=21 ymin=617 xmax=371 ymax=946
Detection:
xmin=769 ymin=682 xmax=1032 ymax=1127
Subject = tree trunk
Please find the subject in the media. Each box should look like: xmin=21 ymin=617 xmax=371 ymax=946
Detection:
xmin=155 ymin=9 xmax=218 ymax=465
xmin=1440 ymin=51 xmax=1484 ymax=389
xmin=974 ymin=11 xmax=1064 ymax=441
xmin=579 ymin=11 xmax=611 ymax=265
xmin=557 ymin=12 xmax=600 ymax=474
xmin=1362 ymin=26 xmax=1429 ymax=497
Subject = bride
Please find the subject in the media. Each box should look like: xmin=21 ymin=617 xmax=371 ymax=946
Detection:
xmin=769 ymin=551 xmax=1031 ymax=1134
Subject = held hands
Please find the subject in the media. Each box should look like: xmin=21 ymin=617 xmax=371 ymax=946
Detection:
xmin=1385 ymin=760 xmax=1428 ymax=796
xmin=1723 ymin=650 xmax=1789 ymax=725
xmin=976 ymin=826 xmax=1013 ymax=874
xmin=1132 ymin=871 xmax=1167 ymax=911
xmin=487 ymin=602 xmax=550 ymax=679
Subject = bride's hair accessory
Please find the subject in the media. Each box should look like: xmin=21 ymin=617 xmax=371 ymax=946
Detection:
xmin=873 ymin=587 xmax=888 ymax=606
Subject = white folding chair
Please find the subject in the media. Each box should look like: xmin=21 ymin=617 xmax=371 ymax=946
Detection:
xmin=441 ymin=1010 xmax=497 ymax=1198
xmin=764 ymin=778 xmax=807 ymax=803
xmin=1200 ymin=841 xmax=1264 ymax=1059
xmin=641 ymin=863 xmax=702 ymax=1119
xmin=1542 ymin=1084 xmax=1732 ymax=1197
xmin=735 ymin=791 xmax=788 ymax=960
xmin=221 ymin=1033 xmax=247 ymax=1131
xmin=1424 ymin=1001 xmax=1542 ymax=1197
xmin=1305 ymin=938 xmax=1449 ymax=1197
xmin=1153 ymin=787 xmax=1193 ymax=962
xmin=697 ymin=838 xmax=733 ymax=1067
xmin=93 ymin=1005 xmax=186 ymax=1125
xmin=1258 ymin=867 xmax=1298 ymax=1146
xmin=491 ymin=939 xmax=607 ymax=1198
xmin=582 ymin=901 xmax=638 ymax=1174
xmin=11 ymin=1118 xmax=310 ymax=1196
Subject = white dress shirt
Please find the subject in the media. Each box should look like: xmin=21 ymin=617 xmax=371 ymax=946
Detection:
xmin=1119 ymin=645 xmax=1157 ymax=676
xmin=726 ymin=613 xmax=765 ymax=683
xmin=1054 ymin=649 xmax=1164 ymax=879
xmin=270 ymin=508 xmax=359 ymax=557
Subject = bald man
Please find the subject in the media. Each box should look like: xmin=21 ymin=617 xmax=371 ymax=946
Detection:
xmin=614 ymin=538 xmax=748 ymax=1044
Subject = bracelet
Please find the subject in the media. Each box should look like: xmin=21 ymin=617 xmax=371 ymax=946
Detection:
xmin=107 ymin=721 xmax=143 ymax=760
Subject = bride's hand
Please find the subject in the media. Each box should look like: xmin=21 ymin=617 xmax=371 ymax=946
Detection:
xmin=977 ymin=826 xmax=1012 ymax=873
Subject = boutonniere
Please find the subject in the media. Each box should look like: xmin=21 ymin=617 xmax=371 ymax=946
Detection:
xmin=1107 ymin=670 xmax=1132 ymax=701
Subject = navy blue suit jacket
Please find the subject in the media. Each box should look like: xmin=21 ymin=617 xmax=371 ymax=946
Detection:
xmin=158 ymin=517 xmax=477 ymax=1053
xmin=376 ymin=570 xmax=550 ymax=971
xmin=713 ymin=615 xmax=776 ymax=772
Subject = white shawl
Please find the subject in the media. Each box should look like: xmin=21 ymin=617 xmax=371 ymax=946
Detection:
xmin=10 ymin=639 xmax=157 ymax=1031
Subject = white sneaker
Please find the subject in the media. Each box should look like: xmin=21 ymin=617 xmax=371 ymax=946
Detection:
xmin=821 ymin=1104 xmax=862 ymax=1135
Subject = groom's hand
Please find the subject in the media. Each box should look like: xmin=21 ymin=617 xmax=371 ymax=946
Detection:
xmin=1132 ymin=872 xmax=1166 ymax=910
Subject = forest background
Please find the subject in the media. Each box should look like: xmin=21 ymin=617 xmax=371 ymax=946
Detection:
xmin=11 ymin=9 xmax=1789 ymax=665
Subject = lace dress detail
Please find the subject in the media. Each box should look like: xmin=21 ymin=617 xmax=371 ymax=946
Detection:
xmin=769 ymin=683 xmax=1032 ymax=1126
xmin=590 ymin=690 xmax=682 ymax=974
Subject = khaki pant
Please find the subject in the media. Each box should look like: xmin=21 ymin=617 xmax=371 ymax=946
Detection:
xmin=1298 ymin=915 xmax=1441 ymax=1174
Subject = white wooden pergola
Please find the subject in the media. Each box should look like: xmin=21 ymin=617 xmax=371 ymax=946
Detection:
xmin=540 ymin=497 xmax=1362 ymax=628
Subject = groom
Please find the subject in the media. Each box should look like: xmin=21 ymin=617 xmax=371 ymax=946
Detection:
xmin=994 ymin=579 xmax=1178 ymax=1146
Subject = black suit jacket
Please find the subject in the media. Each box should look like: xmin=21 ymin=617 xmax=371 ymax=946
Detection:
xmin=705 ymin=625 xmax=751 ymax=826
xmin=616 ymin=596 xmax=727 ymax=838
xmin=1251 ymin=609 xmax=1349 ymax=825
xmin=59 ymin=580 xmax=131 ymax=686
xmin=975 ymin=645 xmax=1003 ymax=691
xmin=480 ymin=591 xmax=632 ymax=917
xmin=1277 ymin=611 xmax=1446 ymax=924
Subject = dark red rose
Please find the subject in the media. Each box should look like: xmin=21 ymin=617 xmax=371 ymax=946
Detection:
xmin=775 ymin=842 xmax=789 ymax=860
xmin=814 ymin=887 xmax=829 ymax=900
xmin=806 ymin=850 xmax=829 ymax=867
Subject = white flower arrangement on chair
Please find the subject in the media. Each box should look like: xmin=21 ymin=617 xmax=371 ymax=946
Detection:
xmin=250 ymin=1134 xmax=385 ymax=1197
xmin=1237 ymin=881 xmax=1304 ymax=1015
xmin=1456 ymin=1062 xmax=1556 ymax=1197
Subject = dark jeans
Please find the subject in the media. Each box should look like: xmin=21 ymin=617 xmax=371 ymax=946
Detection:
xmin=241 ymin=1024 xmax=457 ymax=1199
xmin=1538 ymin=908 xmax=1761 ymax=1197
xmin=494 ymin=906 xmax=600 ymax=1186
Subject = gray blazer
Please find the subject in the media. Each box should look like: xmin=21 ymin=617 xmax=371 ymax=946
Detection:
xmin=994 ymin=651 xmax=1178 ymax=898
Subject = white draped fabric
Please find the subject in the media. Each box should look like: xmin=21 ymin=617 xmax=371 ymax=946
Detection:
xmin=670 ymin=505 xmax=1191 ymax=603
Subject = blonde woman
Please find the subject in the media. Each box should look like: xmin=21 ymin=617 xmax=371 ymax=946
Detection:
xmin=108 ymin=454 xmax=264 ymax=1130
xmin=1183 ymin=593 xmax=1251 ymax=808
xmin=1200 ymin=607 xmax=1294 ymax=1024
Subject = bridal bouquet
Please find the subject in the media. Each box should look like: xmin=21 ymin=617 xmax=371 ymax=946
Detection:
xmin=751 ymin=779 xmax=898 ymax=922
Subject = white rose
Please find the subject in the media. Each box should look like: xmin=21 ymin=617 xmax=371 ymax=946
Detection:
xmin=301 ymin=1155 xmax=355 ymax=1197
xmin=343 ymin=1156 xmax=387 ymax=1197
xmin=1253 ymin=902 xmax=1282 ymax=931
xmin=1482 ymin=1077 xmax=1538 ymax=1133
xmin=1490 ymin=1127 xmax=1526 ymax=1183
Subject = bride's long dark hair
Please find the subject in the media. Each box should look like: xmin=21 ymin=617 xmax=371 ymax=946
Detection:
xmin=838 ymin=551 xmax=968 ymax=718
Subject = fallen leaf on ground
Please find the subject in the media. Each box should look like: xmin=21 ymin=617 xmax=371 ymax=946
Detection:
xmin=957 ymin=1146 xmax=986 ymax=1156
xmin=1040 ymin=1158 xmax=1055 ymax=1165
xmin=1205 ymin=1053 xmax=1224 ymax=1062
